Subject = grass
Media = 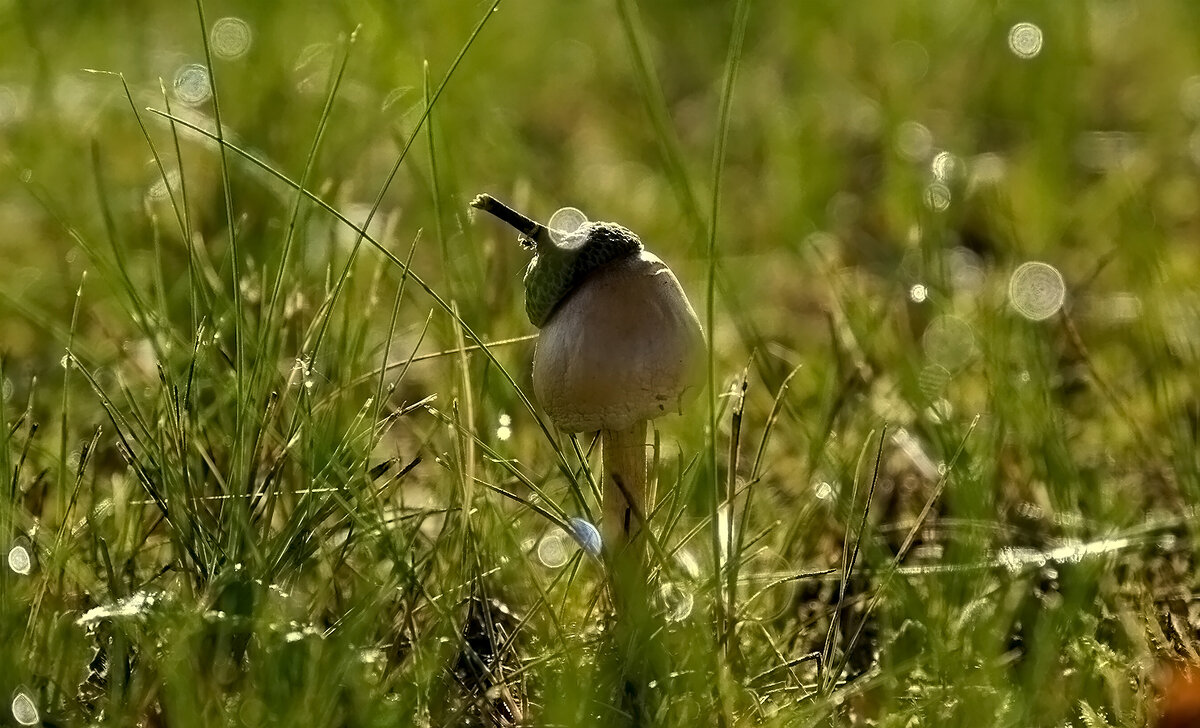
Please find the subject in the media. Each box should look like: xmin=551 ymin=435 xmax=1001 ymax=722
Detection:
xmin=3 ymin=0 xmax=1200 ymax=725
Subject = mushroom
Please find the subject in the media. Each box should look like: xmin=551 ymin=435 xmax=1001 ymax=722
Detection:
xmin=470 ymin=194 xmax=704 ymax=550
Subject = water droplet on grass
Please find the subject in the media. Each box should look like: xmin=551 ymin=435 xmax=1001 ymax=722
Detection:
xmin=1009 ymin=261 xmax=1065 ymax=320
xmin=814 ymin=481 xmax=834 ymax=500
xmin=567 ymin=517 xmax=602 ymax=557
xmin=909 ymin=284 xmax=928 ymax=303
xmin=11 ymin=692 xmax=38 ymax=726
xmin=173 ymin=64 xmax=211 ymax=106
xmin=211 ymin=17 xmax=252 ymax=60
xmin=7 ymin=543 xmax=31 ymax=575
xmin=1008 ymin=22 xmax=1044 ymax=59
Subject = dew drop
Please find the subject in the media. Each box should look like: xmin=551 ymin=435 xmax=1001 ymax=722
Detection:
xmin=173 ymin=64 xmax=212 ymax=106
xmin=1008 ymin=22 xmax=1044 ymax=59
xmin=909 ymin=284 xmax=928 ymax=303
xmin=211 ymin=17 xmax=252 ymax=60
xmin=567 ymin=517 xmax=602 ymax=558
xmin=548 ymin=207 xmax=588 ymax=247
xmin=7 ymin=544 xmax=31 ymax=575
xmin=11 ymin=692 xmax=38 ymax=726
xmin=496 ymin=425 xmax=512 ymax=441
xmin=1009 ymin=261 xmax=1065 ymax=321
xmin=814 ymin=481 xmax=834 ymax=500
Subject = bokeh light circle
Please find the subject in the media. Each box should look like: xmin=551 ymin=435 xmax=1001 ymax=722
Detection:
xmin=211 ymin=17 xmax=253 ymax=60
xmin=173 ymin=64 xmax=212 ymax=106
xmin=1009 ymin=261 xmax=1066 ymax=321
xmin=1008 ymin=22 xmax=1044 ymax=59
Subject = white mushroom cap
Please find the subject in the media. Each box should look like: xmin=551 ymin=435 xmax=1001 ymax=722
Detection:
xmin=533 ymin=251 xmax=705 ymax=433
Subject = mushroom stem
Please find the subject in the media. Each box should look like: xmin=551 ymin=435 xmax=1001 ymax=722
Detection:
xmin=601 ymin=420 xmax=649 ymax=551
xmin=469 ymin=193 xmax=551 ymax=247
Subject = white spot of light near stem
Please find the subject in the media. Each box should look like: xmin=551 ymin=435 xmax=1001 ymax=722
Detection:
xmin=496 ymin=412 xmax=512 ymax=441
xmin=909 ymin=284 xmax=928 ymax=303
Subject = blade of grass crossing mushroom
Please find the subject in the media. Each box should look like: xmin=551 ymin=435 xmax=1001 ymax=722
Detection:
xmin=707 ymin=0 xmax=754 ymax=673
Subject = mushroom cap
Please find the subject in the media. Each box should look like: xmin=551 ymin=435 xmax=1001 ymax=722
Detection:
xmin=523 ymin=221 xmax=643 ymax=328
xmin=533 ymin=251 xmax=705 ymax=433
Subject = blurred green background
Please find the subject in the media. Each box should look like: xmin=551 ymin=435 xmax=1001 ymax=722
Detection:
xmin=3 ymin=0 xmax=1200 ymax=726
